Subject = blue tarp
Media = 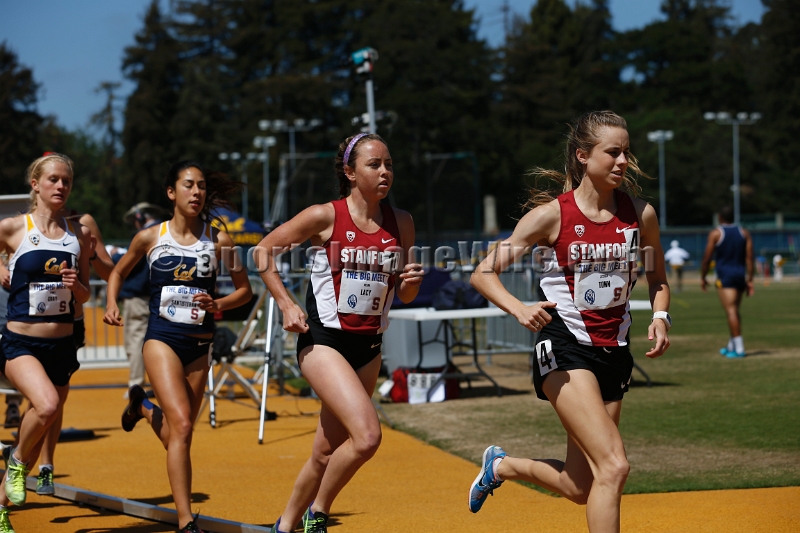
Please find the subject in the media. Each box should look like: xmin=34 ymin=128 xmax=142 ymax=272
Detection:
xmin=211 ymin=208 xmax=265 ymax=247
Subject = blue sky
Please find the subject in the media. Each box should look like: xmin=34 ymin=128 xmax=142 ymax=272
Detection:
xmin=0 ymin=0 xmax=765 ymax=132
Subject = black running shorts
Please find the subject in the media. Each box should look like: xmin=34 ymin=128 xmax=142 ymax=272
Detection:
xmin=296 ymin=320 xmax=382 ymax=371
xmin=532 ymin=334 xmax=634 ymax=402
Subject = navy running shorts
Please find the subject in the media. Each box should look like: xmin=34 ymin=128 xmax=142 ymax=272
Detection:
xmin=715 ymin=274 xmax=747 ymax=291
xmin=532 ymin=334 xmax=633 ymax=402
xmin=144 ymin=328 xmax=213 ymax=367
xmin=0 ymin=326 xmax=80 ymax=387
xmin=296 ymin=320 xmax=382 ymax=371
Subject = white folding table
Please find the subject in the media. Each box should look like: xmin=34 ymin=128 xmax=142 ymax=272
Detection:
xmin=387 ymin=304 xmax=538 ymax=400
xmin=387 ymin=300 xmax=654 ymax=399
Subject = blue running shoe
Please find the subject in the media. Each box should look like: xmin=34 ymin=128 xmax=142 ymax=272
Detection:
xmin=469 ymin=445 xmax=506 ymax=513
xmin=726 ymin=351 xmax=746 ymax=358
xmin=720 ymin=347 xmax=731 ymax=356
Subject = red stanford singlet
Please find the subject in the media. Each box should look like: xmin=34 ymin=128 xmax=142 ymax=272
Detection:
xmin=305 ymin=199 xmax=402 ymax=335
xmin=539 ymin=190 xmax=640 ymax=346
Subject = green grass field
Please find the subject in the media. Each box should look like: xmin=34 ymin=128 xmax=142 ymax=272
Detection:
xmin=621 ymin=279 xmax=800 ymax=492
xmin=382 ymin=278 xmax=800 ymax=494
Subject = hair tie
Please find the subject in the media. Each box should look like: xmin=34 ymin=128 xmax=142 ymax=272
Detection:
xmin=343 ymin=133 xmax=368 ymax=167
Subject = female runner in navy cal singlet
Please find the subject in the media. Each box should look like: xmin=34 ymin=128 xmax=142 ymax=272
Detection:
xmin=104 ymin=161 xmax=252 ymax=533
xmin=0 ymin=201 xmax=115 ymax=500
xmin=256 ymin=134 xmax=424 ymax=533
xmin=0 ymin=153 xmax=93 ymax=532
xmin=468 ymin=111 xmax=671 ymax=533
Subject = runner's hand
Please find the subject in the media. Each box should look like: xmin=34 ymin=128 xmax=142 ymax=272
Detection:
xmin=515 ymin=301 xmax=556 ymax=332
xmin=646 ymin=319 xmax=670 ymax=358
xmin=282 ymin=303 xmax=309 ymax=333
xmin=193 ymin=292 xmax=220 ymax=312
xmin=104 ymin=303 xmax=123 ymax=326
xmin=399 ymin=263 xmax=424 ymax=286
xmin=60 ymin=261 xmax=79 ymax=290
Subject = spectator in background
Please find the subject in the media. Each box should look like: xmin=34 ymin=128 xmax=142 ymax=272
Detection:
xmin=664 ymin=240 xmax=690 ymax=293
xmin=114 ymin=203 xmax=167 ymax=396
xmin=700 ymin=206 xmax=754 ymax=358
xmin=772 ymin=254 xmax=784 ymax=282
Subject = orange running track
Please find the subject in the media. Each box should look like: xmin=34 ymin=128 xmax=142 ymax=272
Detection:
xmin=3 ymin=368 xmax=798 ymax=532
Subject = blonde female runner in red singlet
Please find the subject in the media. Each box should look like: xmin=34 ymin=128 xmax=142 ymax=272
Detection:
xmin=468 ymin=111 xmax=671 ymax=533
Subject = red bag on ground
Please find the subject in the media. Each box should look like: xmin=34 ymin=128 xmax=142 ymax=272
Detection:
xmin=389 ymin=365 xmax=460 ymax=403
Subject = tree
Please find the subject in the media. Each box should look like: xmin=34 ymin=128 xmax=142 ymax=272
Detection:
xmin=747 ymin=0 xmax=800 ymax=214
xmin=615 ymin=0 xmax=761 ymax=225
xmin=498 ymin=0 xmax=619 ymax=218
xmin=0 ymin=42 xmax=43 ymax=193
xmin=355 ymin=0 xmax=497 ymax=235
xmin=120 ymin=0 xmax=183 ymax=209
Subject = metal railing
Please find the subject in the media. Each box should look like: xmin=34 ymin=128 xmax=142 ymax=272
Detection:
xmin=77 ymin=280 xmax=126 ymax=366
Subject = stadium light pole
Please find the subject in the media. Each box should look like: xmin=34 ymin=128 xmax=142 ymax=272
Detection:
xmin=351 ymin=47 xmax=379 ymax=133
xmin=647 ymin=130 xmax=673 ymax=229
xmin=219 ymin=151 xmax=263 ymax=220
xmin=259 ymin=118 xmax=322 ymax=179
xmin=703 ymin=111 xmax=762 ymax=225
xmin=253 ymin=135 xmax=276 ymax=227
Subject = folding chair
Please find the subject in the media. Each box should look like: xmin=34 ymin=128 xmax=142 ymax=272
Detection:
xmin=197 ymin=291 xmax=272 ymax=428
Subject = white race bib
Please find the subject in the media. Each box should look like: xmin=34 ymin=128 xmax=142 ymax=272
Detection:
xmin=337 ymin=269 xmax=390 ymax=316
xmin=159 ymin=285 xmax=207 ymax=324
xmin=574 ymin=263 xmax=630 ymax=311
xmin=28 ymin=282 xmax=71 ymax=316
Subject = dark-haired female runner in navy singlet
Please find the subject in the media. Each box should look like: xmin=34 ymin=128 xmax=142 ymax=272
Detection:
xmin=105 ymin=161 xmax=252 ymax=533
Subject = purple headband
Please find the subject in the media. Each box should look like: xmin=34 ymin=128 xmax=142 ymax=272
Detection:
xmin=343 ymin=133 xmax=368 ymax=167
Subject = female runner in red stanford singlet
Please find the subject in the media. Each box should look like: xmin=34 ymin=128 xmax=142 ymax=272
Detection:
xmin=256 ymin=134 xmax=424 ymax=533
xmin=468 ymin=111 xmax=671 ymax=533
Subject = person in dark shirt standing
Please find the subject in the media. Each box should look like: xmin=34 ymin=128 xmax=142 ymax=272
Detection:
xmin=700 ymin=206 xmax=754 ymax=358
xmin=114 ymin=203 xmax=166 ymax=394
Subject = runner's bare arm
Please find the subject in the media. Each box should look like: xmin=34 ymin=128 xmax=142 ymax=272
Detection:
xmin=78 ymin=213 xmax=115 ymax=281
xmin=634 ymin=199 xmax=670 ymax=358
xmin=699 ymin=228 xmax=720 ymax=293
xmin=104 ymin=226 xmax=158 ymax=326
xmin=193 ymin=230 xmax=253 ymax=313
xmin=255 ymin=203 xmax=334 ymax=333
xmin=0 ymin=217 xmax=25 ymax=288
xmin=394 ymin=208 xmax=423 ymax=304
xmin=744 ymin=229 xmax=755 ymax=296
xmin=0 ymin=216 xmax=25 ymax=257
xmin=471 ymin=200 xmax=560 ymax=332
xmin=61 ymin=224 xmax=93 ymax=305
